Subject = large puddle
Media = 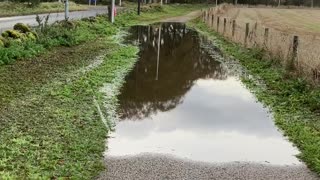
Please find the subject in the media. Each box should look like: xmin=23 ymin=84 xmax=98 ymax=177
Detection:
xmin=106 ymin=23 xmax=301 ymax=165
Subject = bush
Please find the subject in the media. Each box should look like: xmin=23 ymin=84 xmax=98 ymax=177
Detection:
xmin=14 ymin=23 xmax=32 ymax=33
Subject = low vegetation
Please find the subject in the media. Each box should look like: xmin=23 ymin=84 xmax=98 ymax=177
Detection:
xmin=0 ymin=4 xmax=205 ymax=179
xmin=0 ymin=3 xmax=205 ymax=65
xmin=189 ymin=18 xmax=320 ymax=175
xmin=0 ymin=2 xmax=88 ymax=17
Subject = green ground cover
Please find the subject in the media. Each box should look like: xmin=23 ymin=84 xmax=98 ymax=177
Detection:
xmin=189 ymin=18 xmax=320 ymax=176
xmin=0 ymin=4 xmax=207 ymax=179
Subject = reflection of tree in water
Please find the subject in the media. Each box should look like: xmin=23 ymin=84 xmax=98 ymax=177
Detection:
xmin=119 ymin=23 xmax=228 ymax=121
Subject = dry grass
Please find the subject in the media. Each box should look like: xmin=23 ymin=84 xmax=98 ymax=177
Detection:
xmin=202 ymin=4 xmax=320 ymax=82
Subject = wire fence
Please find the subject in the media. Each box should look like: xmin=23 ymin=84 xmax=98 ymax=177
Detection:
xmin=201 ymin=7 xmax=320 ymax=83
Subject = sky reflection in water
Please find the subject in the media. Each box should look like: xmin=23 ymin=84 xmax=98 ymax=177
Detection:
xmin=106 ymin=23 xmax=301 ymax=165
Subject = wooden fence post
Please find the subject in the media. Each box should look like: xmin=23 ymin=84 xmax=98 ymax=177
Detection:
xmin=232 ymin=19 xmax=236 ymax=37
xmin=223 ymin=18 xmax=227 ymax=35
xmin=217 ymin=16 xmax=220 ymax=32
xmin=264 ymin=28 xmax=269 ymax=46
xmin=202 ymin=12 xmax=205 ymax=22
xmin=211 ymin=15 xmax=214 ymax=28
xmin=292 ymin=35 xmax=299 ymax=61
xmin=245 ymin=23 xmax=249 ymax=46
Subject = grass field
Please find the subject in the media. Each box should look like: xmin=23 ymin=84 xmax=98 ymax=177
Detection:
xmin=0 ymin=2 xmax=89 ymax=17
xmin=219 ymin=5 xmax=320 ymax=35
xmin=205 ymin=5 xmax=320 ymax=81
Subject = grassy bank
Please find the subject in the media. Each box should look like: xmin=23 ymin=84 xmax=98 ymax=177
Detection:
xmin=0 ymin=2 xmax=88 ymax=17
xmin=0 ymin=4 xmax=206 ymax=179
xmin=0 ymin=3 xmax=206 ymax=65
xmin=188 ymin=19 xmax=320 ymax=175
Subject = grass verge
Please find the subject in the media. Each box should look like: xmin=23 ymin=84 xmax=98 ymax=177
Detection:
xmin=188 ymin=19 xmax=320 ymax=175
xmin=0 ymin=3 xmax=206 ymax=65
xmin=0 ymin=2 xmax=88 ymax=17
xmin=0 ymin=4 xmax=206 ymax=179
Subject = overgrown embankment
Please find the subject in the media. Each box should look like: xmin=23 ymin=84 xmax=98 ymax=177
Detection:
xmin=0 ymin=4 xmax=205 ymax=179
xmin=188 ymin=19 xmax=320 ymax=175
xmin=0 ymin=2 xmax=88 ymax=17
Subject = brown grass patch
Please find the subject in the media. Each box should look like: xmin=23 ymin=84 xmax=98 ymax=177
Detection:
xmin=202 ymin=5 xmax=320 ymax=82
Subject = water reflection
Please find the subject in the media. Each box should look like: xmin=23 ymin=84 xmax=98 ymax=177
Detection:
xmin=121 ymin=23 xmax=227 ymax=120
xmin=107 ymin=23 xmax=301 ymax=165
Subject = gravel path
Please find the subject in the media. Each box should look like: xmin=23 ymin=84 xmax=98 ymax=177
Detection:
xmin=98 ymin=153 xmax=318 ymax=180
xmin=161 ymin=10 xmax=202 ymax=23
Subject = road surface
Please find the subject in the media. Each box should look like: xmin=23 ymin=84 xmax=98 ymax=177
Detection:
xmin=98 ymin=154 xmax=318 ymax=180
xmin=0 ymin=6 xmax=108 ymax=32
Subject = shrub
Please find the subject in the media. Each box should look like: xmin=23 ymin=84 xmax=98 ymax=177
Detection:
xmin=14 ymin=23 xmax=32 ymax=33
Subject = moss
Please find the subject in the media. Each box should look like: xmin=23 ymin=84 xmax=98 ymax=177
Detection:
xmin=26 ymin=32 xmax=37 ymax=41
xmin=13 ymin=23 xmax=32 ymax=33
xmin=0 ymin=37 xmax=9 ymax=47
xmin=0 ymin=39 xmax=4 ymax=47
xmin=31 ymin=31 xmax=39 ymax=39
xmin=2 ymin=30 xmax=24 ymax=39
xmin=1 ymin=31 xmax=9 ymax=38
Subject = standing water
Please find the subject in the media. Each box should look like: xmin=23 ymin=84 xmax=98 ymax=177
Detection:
xmin=107 ymin=23 xmax=301 ymax=166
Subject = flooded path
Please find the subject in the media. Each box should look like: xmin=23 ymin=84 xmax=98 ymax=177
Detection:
xmin=99 ymin=23 xmax=318 ymax=179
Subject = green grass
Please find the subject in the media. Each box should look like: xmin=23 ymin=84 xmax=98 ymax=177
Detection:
xmin=0 ymin=2 xmax=88 ymax=17
xmin=0 ymin=40 xmax=138 ymax=179
xmin=0 ymin=4 xmax=205 ymax=179
xmin=0 ymin=3 xmax=206 ymax=65
xmin=188 ymin=19 xmax=320 ymax=175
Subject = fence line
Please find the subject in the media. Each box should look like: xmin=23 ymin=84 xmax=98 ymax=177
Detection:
xmin=201 ymin=7 xmax=320 ymax=82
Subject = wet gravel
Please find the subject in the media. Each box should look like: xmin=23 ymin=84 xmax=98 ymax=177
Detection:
xmin=98 ymin=153 xmax=319 ymax=180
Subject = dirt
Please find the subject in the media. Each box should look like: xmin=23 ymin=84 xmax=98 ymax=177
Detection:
xmin=161 ymin=10 xmax=202 ymax=23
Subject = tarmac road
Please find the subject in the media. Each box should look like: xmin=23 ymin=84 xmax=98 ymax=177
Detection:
xmin=0 ymin=6 xmax=108 ymax=32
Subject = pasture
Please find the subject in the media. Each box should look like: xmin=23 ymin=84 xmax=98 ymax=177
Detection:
xmin=222 ymin=6 xmax=320 ymax=35
xmin=205 ymin=5 xmax=320 ymax=81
